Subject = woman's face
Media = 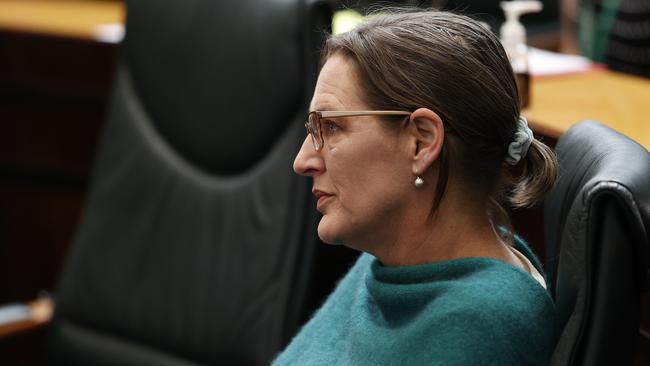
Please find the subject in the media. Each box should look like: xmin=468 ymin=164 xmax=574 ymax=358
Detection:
xmin=293 ymin=54 xmax=414 ymax=249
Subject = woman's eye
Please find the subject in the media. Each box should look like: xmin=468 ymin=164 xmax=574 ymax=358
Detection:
xmin=323 ymin=120 xmax=339 ymax=134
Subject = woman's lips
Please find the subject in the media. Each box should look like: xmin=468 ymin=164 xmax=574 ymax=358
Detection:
xmin=313 ymin=190 xmax=333 ymax=212
xmin=316 ymin=194 xmax=333 ymax=212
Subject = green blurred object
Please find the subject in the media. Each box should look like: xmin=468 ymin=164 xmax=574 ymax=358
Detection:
xmin=578 ymin=0 xmax=623 ymax=62
xmin=332 ymin=9 xmax=364 ymax=34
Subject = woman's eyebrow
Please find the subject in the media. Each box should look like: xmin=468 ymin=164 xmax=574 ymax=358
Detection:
xmin=310 ymin=96 xmax=346 ymax=111
xmin=311 ymin=105 xmax=339 ymax=111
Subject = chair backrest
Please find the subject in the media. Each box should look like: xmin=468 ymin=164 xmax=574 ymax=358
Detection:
xmin=544 ymin=121 xmax=650 ymax=365
xmin=48 ymin=1 xmax=333 ymax=365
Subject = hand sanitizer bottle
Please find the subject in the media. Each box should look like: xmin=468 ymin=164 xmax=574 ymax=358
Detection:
xmin=500 ymin=0 xmax=542 ymax=108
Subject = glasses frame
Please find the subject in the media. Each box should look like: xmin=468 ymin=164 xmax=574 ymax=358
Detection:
xmin=306 ymin=110 xmax=412 ymax=151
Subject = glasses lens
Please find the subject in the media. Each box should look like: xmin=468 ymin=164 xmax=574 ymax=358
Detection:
xmin=305 ymin=122 xmax=317 ymax=149
xmin=308 ymin=113 xmax=322 ymax=150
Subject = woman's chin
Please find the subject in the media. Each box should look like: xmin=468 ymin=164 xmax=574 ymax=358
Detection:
xmin=317 ymin=218 xmax=345 ymax=245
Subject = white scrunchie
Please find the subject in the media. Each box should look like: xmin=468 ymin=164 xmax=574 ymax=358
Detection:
xmin=505 ymin=116 xmax=534 ymax=166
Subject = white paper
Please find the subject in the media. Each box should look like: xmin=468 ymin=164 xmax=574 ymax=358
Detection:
xmin=528 ymin=47 xmax=593 ymax=76
xmin=93 ymin=23 xmax=125 ymax=44
xmin=0 ymin=304 xmax=30 ymax=325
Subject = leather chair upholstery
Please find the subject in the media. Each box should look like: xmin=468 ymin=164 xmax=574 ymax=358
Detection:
xmin=544 ymin=121 xmax=650 ymax=365
xmin=48 ymin=1 xmax=334 ymax=365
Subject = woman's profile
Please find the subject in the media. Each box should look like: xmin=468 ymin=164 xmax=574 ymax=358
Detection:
xmin=274 ymin=9 xmax=558 ymax=365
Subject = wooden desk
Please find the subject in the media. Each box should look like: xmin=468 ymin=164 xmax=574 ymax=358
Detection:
xmin=527 ymin=69 xmax=650 ymax=150
xmin=0 ymin=0 xmax=124 ymax=41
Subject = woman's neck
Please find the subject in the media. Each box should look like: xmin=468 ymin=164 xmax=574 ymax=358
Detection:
xmin=369 ymin=193 xmax=525 ymax=270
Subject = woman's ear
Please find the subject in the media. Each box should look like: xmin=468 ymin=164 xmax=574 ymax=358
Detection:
xmin=408 ymin=107 xmax=445 ymax=175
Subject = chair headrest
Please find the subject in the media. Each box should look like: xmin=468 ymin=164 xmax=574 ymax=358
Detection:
xmin=122 ymin=0 xmax=328 ymax=175
xmin=545 ymin=121 xmax=650 ymax=293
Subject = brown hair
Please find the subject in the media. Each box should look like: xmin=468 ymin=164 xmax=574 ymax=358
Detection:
xmin=321 ymin=10 xmax=557 ymax=241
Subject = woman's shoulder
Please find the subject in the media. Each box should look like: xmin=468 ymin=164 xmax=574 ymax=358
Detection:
xmin=363 ymin=251 xmax=557 ymax=366
xmin=443 ymin=234 xmax=550 ymax=306
xmin=364 ymin=244 xmax=556 ymax=330
xmin=434 ymin=252 xmax=555 ymax=319
xmin=415 ymin=257 xmax=557 ymax=365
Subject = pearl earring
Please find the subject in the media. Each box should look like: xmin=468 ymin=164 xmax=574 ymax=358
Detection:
xmin=414 ymin=176 xmax=424 ymax=188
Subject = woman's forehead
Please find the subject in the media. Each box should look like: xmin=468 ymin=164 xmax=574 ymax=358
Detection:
xmin=311 ymin=54 xmax=366 ymax=111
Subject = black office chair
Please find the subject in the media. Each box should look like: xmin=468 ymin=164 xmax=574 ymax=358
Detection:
xmin=46 ymin=0 xmax=338 ymax=365
xmin=544 ymin=121 xmax=650 ymax=365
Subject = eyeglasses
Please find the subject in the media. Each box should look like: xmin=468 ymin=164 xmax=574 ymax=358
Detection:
xmin=305 ymin=110 xmax=411 ymax=151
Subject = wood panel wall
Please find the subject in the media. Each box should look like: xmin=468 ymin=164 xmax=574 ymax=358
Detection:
xmin=0 ymin=30 xmax=116 ymax=304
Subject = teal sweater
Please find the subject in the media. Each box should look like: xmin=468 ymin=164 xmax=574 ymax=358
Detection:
xmin=273 ymin=238 xmax=557 ymax=365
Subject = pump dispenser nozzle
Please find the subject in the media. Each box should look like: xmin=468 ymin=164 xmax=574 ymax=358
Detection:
xmin=500 ymin=0 xmax=542 ymax=108
xmin=500 ymin=1 xmax=543 ymax=49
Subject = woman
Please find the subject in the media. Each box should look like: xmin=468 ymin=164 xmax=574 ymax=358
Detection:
xmin=274 ymin=10 xmax=558 ymax=365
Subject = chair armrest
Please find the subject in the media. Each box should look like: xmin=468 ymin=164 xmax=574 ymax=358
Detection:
xmin=0 ymin=297 xmax=54 ymax=339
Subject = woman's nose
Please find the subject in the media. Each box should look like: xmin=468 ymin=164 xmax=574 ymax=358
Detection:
xmin=293 ymin=136 xmax=324 ymax=176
